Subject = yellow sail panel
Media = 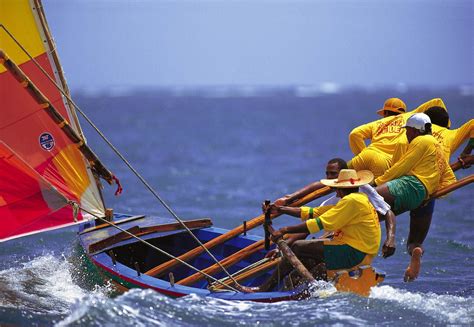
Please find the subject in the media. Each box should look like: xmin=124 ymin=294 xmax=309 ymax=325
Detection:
xmin=0 ymin=0 xmax=47 ymax=73
xmin=52 ymin=144 xmax=105 ymax=217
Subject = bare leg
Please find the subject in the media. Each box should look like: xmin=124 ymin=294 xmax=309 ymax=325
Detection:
xmin=404 ymin=247 xmax=423 ymax=282
xmin=404 ymin=201 xmax=434 ymax=282
xmin=375 ymin=184 xmax=396 ymax=208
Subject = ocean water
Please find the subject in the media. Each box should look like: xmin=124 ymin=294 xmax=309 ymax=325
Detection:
xmin=1 ymin=87 xmax=473 ymax=326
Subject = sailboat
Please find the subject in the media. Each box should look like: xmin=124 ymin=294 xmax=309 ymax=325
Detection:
xmin=1 ymin=0 xmax=472 ymax=303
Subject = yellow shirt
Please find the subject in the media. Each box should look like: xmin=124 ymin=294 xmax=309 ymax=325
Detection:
xmin=432 ymin=120 xmax=474 ymax=161
xmin=375 ymin=135 xmax=455 ymax=195
xmin=347 ymin=148 xmax=392 ymax=178
xmin=349 ymin=98 xmax=446 ymax=157
xmin=301 ymin=193 xmax=381 ymax=256
xmin=393 ymin=120 xmax=473 ymax=163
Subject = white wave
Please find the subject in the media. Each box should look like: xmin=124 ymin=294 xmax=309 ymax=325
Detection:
xmin=0 ymin=254 xmax=109 ymax=314
xmin=307 ymin=279 xmax=338 ymax=298
xmin=370 ymin=285 xmax=474 ymax=324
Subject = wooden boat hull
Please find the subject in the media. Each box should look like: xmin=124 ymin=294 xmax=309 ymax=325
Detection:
xmin=78 ymin=214 xmax=384 ymax=302
xmin=78 ymin=214 xmax=310 ymax=302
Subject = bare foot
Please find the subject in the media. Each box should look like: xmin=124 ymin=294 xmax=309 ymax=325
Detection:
xmin=404 ymin=247 xmax=423 ymax=282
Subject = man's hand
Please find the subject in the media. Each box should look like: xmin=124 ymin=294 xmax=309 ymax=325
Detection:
xmin=382 ymin=238 xmax=396 ymax=258
xmin=264 ymin=248 xmax=280 ymax=259
xmin=262 ymin=201 xmax=281 ymax=215
xmin=270 ymin=228 xmax=285 ymax=242
xmin=273 ymin=196 xmax=290 ymax=206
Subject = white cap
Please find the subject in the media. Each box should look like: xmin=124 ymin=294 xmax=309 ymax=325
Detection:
xmin=403 ymin=113 xmax=431 ymax=132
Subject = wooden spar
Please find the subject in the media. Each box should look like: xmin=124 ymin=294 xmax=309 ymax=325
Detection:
xmin=268 ymin=225 xmax=315 ymax=283
xmin=32 ymin=0 xmax=85 ymax=139
xmin=145 ymin=186 xmax=332 ymax=277
xmin=88 ymin=218 xmax=213 ymax=254
xmin=176 ymin=234 xmax=289 ymax=286
xmin=80 ymin=215 xmax=146 ymax=234
xmin=430 ymin=174 xmax=474 ymax=199
xmin=177 ymin=238 xmax=267 ymax=286
xmin=264 ymin=200 xmax=271 ymax=250
xmin=210 ymin=259 xmax=281 ymax=290
xmin=0 ymin=50 xmax=115 ymax=185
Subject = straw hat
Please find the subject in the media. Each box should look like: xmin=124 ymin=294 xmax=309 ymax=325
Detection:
xmin=320 ymin=169 xmax=374 ymax=188
xmin=376 ymin=98 xmax=407 ymax=116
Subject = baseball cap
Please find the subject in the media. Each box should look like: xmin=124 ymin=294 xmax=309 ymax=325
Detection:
xmin=377 ymin=98 xmax=407 ymax=116
xmin=402 ymin=113 xmax=431 ymax=132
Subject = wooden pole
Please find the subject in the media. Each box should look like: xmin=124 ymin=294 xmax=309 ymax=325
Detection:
xmin=177 ymin=238 xmax=267 ymax=286
xmin=268 ymin=225 xmax=315 ymax=283
xmin=210 ymin=259 xmax=281 ymax=290
xmin=264 ymin=200 xmax=271 ymax=250
xmin=430 ymin=174 xmax=473 ymax=199
xmin=145 ymin=186 xmax=332 ymax=277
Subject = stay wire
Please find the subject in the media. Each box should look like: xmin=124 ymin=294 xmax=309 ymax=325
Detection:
xmin=0 ymin=24 xmax=240 ymax=286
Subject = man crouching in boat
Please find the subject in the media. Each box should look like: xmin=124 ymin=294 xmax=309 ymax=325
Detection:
xmin=243 ymin=169 xmax=381 ymax=293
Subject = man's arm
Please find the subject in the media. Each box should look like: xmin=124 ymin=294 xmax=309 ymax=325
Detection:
xmin=272 ymin=222 xmax=311 ymax=240
xmin=450 ymin=119 xmax=474 ymax=156
xmin=460 ymin=139 xmax=473 ymax=158
xmin=349 ymin=122 xmax=377 ymax=155
xmin=412 ymin=98 xmax=446 ymax=114
xmin=274 ymin=181 xmax=325 ymax=206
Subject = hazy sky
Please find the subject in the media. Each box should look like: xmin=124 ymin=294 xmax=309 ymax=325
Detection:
xmin=42 ymin=0 xmax=473 ymax=91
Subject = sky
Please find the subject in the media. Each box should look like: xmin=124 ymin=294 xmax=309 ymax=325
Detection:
xmin=42 ymin=0 xmax=473 ymax=91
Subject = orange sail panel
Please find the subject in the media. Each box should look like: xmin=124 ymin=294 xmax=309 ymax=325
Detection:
xmin=0 ymin=142 xmax=78 ymax=242
xmin=0 ymin=0 xmax=105 ymax=239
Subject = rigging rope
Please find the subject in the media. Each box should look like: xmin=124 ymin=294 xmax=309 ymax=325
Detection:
xmin=75 ymin=202 xmax=240 ymax=292
xmin=0 ymin=24 xmax=240 ymax=286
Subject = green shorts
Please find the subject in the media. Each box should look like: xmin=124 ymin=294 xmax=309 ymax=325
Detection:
xmin=323 ymin=244 xmax=367 ymax=270
xmin=387 ymin=176 xmax=427 ymax=215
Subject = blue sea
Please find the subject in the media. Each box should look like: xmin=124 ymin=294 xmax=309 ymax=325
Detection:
xmin=1 ymin=87 xmax=473 ymax=326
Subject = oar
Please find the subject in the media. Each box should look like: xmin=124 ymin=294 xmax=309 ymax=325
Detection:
xmin=145 ymin=186 xmax=332 ymax=277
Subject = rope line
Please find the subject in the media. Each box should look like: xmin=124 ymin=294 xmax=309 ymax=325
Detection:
xmin=0 ymin=24 xmax=239 ymax=285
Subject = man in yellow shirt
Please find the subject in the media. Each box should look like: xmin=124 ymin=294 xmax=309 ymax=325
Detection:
xmin=374 ymin=113 xmax=456 ymax=282
xmin=245 ymin=169 xmax=381 ymax=292
xmin=388 ymin=108 xmax=472 ymax=281
xmin=348 ymin=98 xmax=446 ymax=178
xmin=424 ymin=106 xmax=473 ymax=162
xmin=271 ymin=158 xmax=396 ymax=260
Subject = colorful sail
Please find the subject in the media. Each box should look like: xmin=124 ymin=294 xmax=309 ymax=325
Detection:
xmin=0 ymin=142 xmax=75 ymax=242
xmin=0 ymin=0 xmax=111 ymax=239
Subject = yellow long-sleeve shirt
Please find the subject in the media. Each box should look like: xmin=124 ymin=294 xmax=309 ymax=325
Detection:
xmin=432 ymin=119 xmax=474 ymax=161
xmin=393 ymin=119 xmax=473 ymax=162
xmin=349 ymin=98 xmax=446 ymax=156
xmin=375 ymin=135 xmax=456 ymax=195
xmin=301 ymin=193 xmax=381 ymax=256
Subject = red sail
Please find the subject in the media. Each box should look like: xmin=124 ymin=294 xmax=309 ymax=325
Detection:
xmin=0 ymin=142 xmax=81 ymax=242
